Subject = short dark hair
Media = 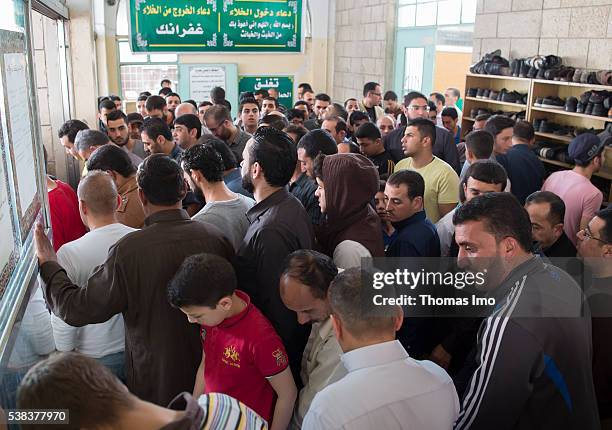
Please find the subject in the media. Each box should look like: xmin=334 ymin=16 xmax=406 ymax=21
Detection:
xmin=136 ymin=154 xmax=186 ymax=205
xmin=254 ymin=89 xmax=269 ymax=98
xmin=168 ymin=253 xmax=236 ymax=308
xmin=485 ymin=115 xmax=515 ymax=137
xmin=17 ymin=352 xmax=134 ymax=429
xmin=210 ymin=86 xmax=226 ymax=104
xmin=281 ymin=250 xmax=338 ymax=300
xmin=355 ymin=122 xmax=382 ymax=140
xmin=453 ymin=192 xmax=533 ymax=252
xmin=297 ymin=129 xmax=338 ymax=159
xmin=441 ymin=107 xmax=458 ymax=120
xmin=58 ymin=119 xmax=89 ymax=143
xmin=260 ymin=113 xmax=289 ymax=131
xmin=137 ymin=94 xmax=148 ymax=102
xmin=142 ymin=117 xmax=172 ymax=141
xmin=348 ymin=110 xmax=369 ymax=125
xmin=465 ymin=160 xmax=508 ymax=191
xmin=525 ymin=191 xmax=566 ymax=226
xmin=329 ymin=103 xmax=348 ymax=121
xmin=430 ymin=92 xmax=445 ymax=106
xmin=465 ymin=130 xmax=494 ymax=159
xmin=127 ymin=112 xmax=144 ymax=125
xmin=294 ymin=100 xmax=309 ymax=108
xmin=139 ymin=91 xmax=152 ymax=97
xmin=263 ymin=96 xmax=278 ymax=108
xmin=344 ymin=98 xmax=358 ymax=107
xmin=198 ymin=100 xmax=213 ymax=108
xmin=184 ymin=99 xmax=198 ymax=109
xmin=513 ymin=120 xmax=535 ymax=142
xmin=98 ymin=99 xmax=116 ymax=112
xmin=474 ymin=113 xmax=491 ymax=122
xmin=165 ymin=92 xmax=181 ymax=101
xmin=109 ymin=95 xmax=121 ymax=102
xmin=595 ymin=207 xmax=612 ymax=243
xmin=298 ymin=82 xmax=313 ymax=91
xmin=159 ymin=87 xmax=172 ymax=96
xmin=387 ymin=170 xmax=425 ymax=199
xmin=75 ymin=130 xmax=110 ymax=151
xmin=174 ymin=114 xmax=202 ymax=139
xmin=315 ymin=93 xmax=331 ymax=103
xmin=407 ymin=117 xmax=436 ymax=147
xmin=146 ymin=95 xmax=166 ymax=112
xmin=378 ymin=179 xmax=386 ymax=193
xmin=204 ymin=104 xmax=232 ymax=124
xmin=404 ymin=91 xmax=428 ymax=107
xmin=87 ymin=144 xmax=136 ymax=178
xmin=287 ymin=108 xmax=306 ymax=122
xmin=198 ymin=135 xmax=237 ymax=169
xmin=239 ymin=98 xmax=259 ymax=113
xmin=428 ymin=101 xmax=438 ymax=113
xmin=323 ymin=116 xmax=348 ymax=134
xmin=284 ymin=124 xmax=309 ymax=144
xmin=384 ymin=91 xmax=398 ymax=102
xmin=106 ymin=109 xmax=128 ymax=124
xmin=160 ymin=78 xmax=171 ymax=86
xmin=363 ymin=81 xmax=380 ymax=97
xmin=248 ymin=127 xmax=297 ymax=187
xmin=181 ymin=143 xmax=224 ymax=182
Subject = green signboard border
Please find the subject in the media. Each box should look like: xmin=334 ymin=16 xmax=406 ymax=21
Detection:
xmin=128 ymin=0 xmax=305 ymax=54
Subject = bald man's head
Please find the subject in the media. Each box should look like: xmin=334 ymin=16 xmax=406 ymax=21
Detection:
xmin=77 ymin=170 xmax=119 ymax=217
xmin=174 ymin=103 xmax=197 ymax=118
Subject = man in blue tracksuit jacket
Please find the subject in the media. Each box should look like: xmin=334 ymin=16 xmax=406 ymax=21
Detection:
xmin=452 ymin=192 xmax=599 ymax=430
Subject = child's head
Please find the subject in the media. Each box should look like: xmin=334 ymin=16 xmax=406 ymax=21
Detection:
xmin=167 ymin=253 xmax=237 ymax=326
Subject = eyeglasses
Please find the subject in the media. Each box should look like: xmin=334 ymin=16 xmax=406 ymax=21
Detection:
xmin=581 ymin=226 xmax=610 ymax=244
xmin=408 ymin=105 xmax=430 ymax=112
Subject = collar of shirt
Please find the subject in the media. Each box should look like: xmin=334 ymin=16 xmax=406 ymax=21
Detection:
xmin=216 ymin=290 xmax=251 ymax=329
xmin=341 ymin=340 xmax=408 ymax=373
xmin=144 ymin=208 xmax=190 ymax=226
xmin=391 ymin=210 xmax=426 ymax=231
xmin=170 ymin=143 xmax=183 ymax=161
xmin=491 ymin=255 xmax=541 ymax=303
xmin=289 ymin=172 xmax=311 ymax=191
xmin=246 ymin=187 xmax=289 ymax=223
xmin=314 ymin=317 xmax=334 ymax=341
xmin=117 ymin=175 xmax=138 ymax=196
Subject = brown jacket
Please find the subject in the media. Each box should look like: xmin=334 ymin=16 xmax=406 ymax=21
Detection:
xmin=116 ymin=175 xmax=145 ymax=228
xmin=39 ymin=209 xmax=234 ymax=406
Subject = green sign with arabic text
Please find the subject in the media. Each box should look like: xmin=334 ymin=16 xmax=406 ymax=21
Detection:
xmin=129 ymin=0 xmax=302 ymax=53
xmin=239 ymin=76 xmax=294 ymax=108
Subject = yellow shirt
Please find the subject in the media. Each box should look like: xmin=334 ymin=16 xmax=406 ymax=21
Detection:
xmin=394 ymin=156 xmax=459 ymax=223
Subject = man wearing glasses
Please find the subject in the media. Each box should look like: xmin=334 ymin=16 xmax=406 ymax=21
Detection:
xmin=359 ymin=81 xmax=385 ymax=123
xmin=383 ymin=91 xmax=460 ymax=173
xmin=577 ymin=207 xmax=612 ymax=428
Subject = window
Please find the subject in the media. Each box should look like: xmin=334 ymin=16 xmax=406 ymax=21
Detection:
xmin=398 ymin=0 xmax=476 ymax=27
xmin=116 ymin=0 xmax=178 ymax=100
xmin=403 ymin=47 xmax=425 ymax=92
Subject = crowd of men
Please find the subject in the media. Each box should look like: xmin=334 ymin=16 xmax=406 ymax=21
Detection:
xmin=5 ymin=78 xmax=611 ymax=430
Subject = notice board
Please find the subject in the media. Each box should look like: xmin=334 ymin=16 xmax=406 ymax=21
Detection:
xmin=239 ymin=75 xmax=294 ymax=109
xmin=129 ymin=0 xmax=303 ymax=53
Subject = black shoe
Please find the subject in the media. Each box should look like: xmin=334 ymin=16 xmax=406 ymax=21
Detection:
xmin=579 ymin=91 xmax=592 ymax=105
xmin=534 ymin=97 xmax=543 ymax=107
xmin=510 ymin=59 xmax=519 ymax=77
xmin=538 ymin=119 xmax=548 ymax=133
xmin=497 ymin=88 xmax=507 ymax=101
xmin=536 ymin=67 xmax=547 ymax=79
xmin=593 ymin=103 xmax=607 ymax=117
xmin=521 ymin=94 xmax=529 ymax=104
xmin=470 ymin=108 xmax=479 ymax=118
xmin=482 ymin=89 xmax=491 ymax=99
xmin=533 ymin=118 xmax=543 ymax=130
xmin=477 ymin=108 xmax=491 ymax=115
xmin=527 ymin=66 xmax=538 ymax=78
xmin=489 ymin=90 xmax=499 ymax=100
xmin=576 ymin=102 xmax=585 ymax=113
xmin=565 ymin=97 xmax=578 ymax=112
xmin=467 ymin=88 xmax=478 ymax=97
xmin=476 ymin=88 xmax=484 ymax=98
xmin=585 ymin=102 xmax=594 ymax=115
xmin=502 ymin=91 xmax=520 ymax=103
xmin=519 ymin=61 xmax=530 ymax=78
xmin=541 ymin=97 xmax=565 ymax=109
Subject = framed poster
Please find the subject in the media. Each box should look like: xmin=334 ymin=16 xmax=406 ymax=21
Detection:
xmin=129 ymin=0 xmax=303 ymax=53
xmin=239 ymin=75 xmax=294 ymax=108
xmin=178 ymin=63 xmax=238 ymax=115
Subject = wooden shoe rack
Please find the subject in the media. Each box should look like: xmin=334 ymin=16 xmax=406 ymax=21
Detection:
xmin=462 ymin=72 xmax=612 ymax=205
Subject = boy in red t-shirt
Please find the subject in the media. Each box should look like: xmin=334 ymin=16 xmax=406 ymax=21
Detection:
xmin=168 ymin=253 xmax=297 ymax=430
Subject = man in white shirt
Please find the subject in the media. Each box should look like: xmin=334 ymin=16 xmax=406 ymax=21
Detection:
xmin=280 ymin=250 xmax=347 ymax=429
xmin=51 ymin=171 xmax=136 ymax=380
xmin=303 ymin=268 xmax=459 ymax=430
xmin=181 ymin=143 xmax=254 ymax=251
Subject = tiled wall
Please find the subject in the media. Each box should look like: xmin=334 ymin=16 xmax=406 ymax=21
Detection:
xmin=332 ymin=0 xmax=396 ymax=101
xmin=472 ymin=0 xmax=612 ymax=70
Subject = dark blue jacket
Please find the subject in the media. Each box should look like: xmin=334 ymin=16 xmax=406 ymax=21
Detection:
xmin=386 ymin=211 xmax=441 ymax=257
xmin=496 ymin=144 xmax=545 ymax=204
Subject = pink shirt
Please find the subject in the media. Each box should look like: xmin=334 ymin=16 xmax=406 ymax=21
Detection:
xmin=542 ymin=170 xmax=603 ymax=246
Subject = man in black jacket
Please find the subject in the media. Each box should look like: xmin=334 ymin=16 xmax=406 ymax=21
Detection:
xmin=383 ymin=91 xmax=460 ymax=173
xmin=525 ymin=191 xmax=576 ymax=258
xmin=453 ymin=193 xmax=598 ymax=430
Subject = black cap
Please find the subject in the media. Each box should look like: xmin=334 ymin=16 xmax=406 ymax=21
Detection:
xmin=568 ymin=133 xmax=606 ymax=164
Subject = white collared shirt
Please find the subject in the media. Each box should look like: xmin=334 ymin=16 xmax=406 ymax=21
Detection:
xmin=303 ymin=340 xmax=459 ymax=430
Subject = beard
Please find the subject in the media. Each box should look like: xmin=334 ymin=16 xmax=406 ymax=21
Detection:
xmin=241 ymin=172 xmax=255 ymax=194
xmin=113 ymin=134 xmax=129 ymax=147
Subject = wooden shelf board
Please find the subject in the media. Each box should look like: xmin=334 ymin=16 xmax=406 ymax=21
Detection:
xmin=466 ymin=73 xmax=530 ymax=82
xmin=531 ymin=107 xmax=611 ymax=122
xmin=539 ymin=157 xmax=612 ymax=180
xmin=532 ymin=78 xmax=612 ymax=91
xmin=464 ymin=96 xmax=527 ymax=108
xmin=534 ymin=131 xmax=572 ymax=143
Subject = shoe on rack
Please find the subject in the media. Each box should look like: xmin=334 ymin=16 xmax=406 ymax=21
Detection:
xmin=585 ymin=102 xmax=594 ymax=115
xmin=476 ymin=88 xmax=485 ymax=98
xmin=519 ymin=61 xmax=530 ymax=78
xmin=467 ymin=88 xmax=478 ymax=98
xmin=576 ymin=102 xmax=585 ymax=114
xmin=534 ymin=97 xmax=544 ymax=107
xmin=470 ymin=108 xmax=479 ymax=118
xmin=533 ymin=118 xmax=543 ymax=130
xmin=501 ymin=91 xmax=521 ymax=103
xmin=579 ymin=91 xmax=592 ymax=105
xmin=572 ymin=69 xmax=583 ymax=83
xmin=489 ymin=90 xmax=500 ymax=100
xmin=482 ymin=89 xmax=491 ymax=99
xmin=541 ymin=97 xmax=565 ymax=109
xmin=565 ymin=97 xmax=578 ymax=112
xmin=510 ymin=59 xmax=520 ymax=77
xmin=527 ymin=66 xmax=538 ymax=79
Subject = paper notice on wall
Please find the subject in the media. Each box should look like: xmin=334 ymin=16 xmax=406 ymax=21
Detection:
xmin=189 ymin=66 xmax=226 ymax=102
xmin=4 ymin=52 xmax=37 ymax=217
xmin=0 ymin=142 xmax=16 ymax=295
